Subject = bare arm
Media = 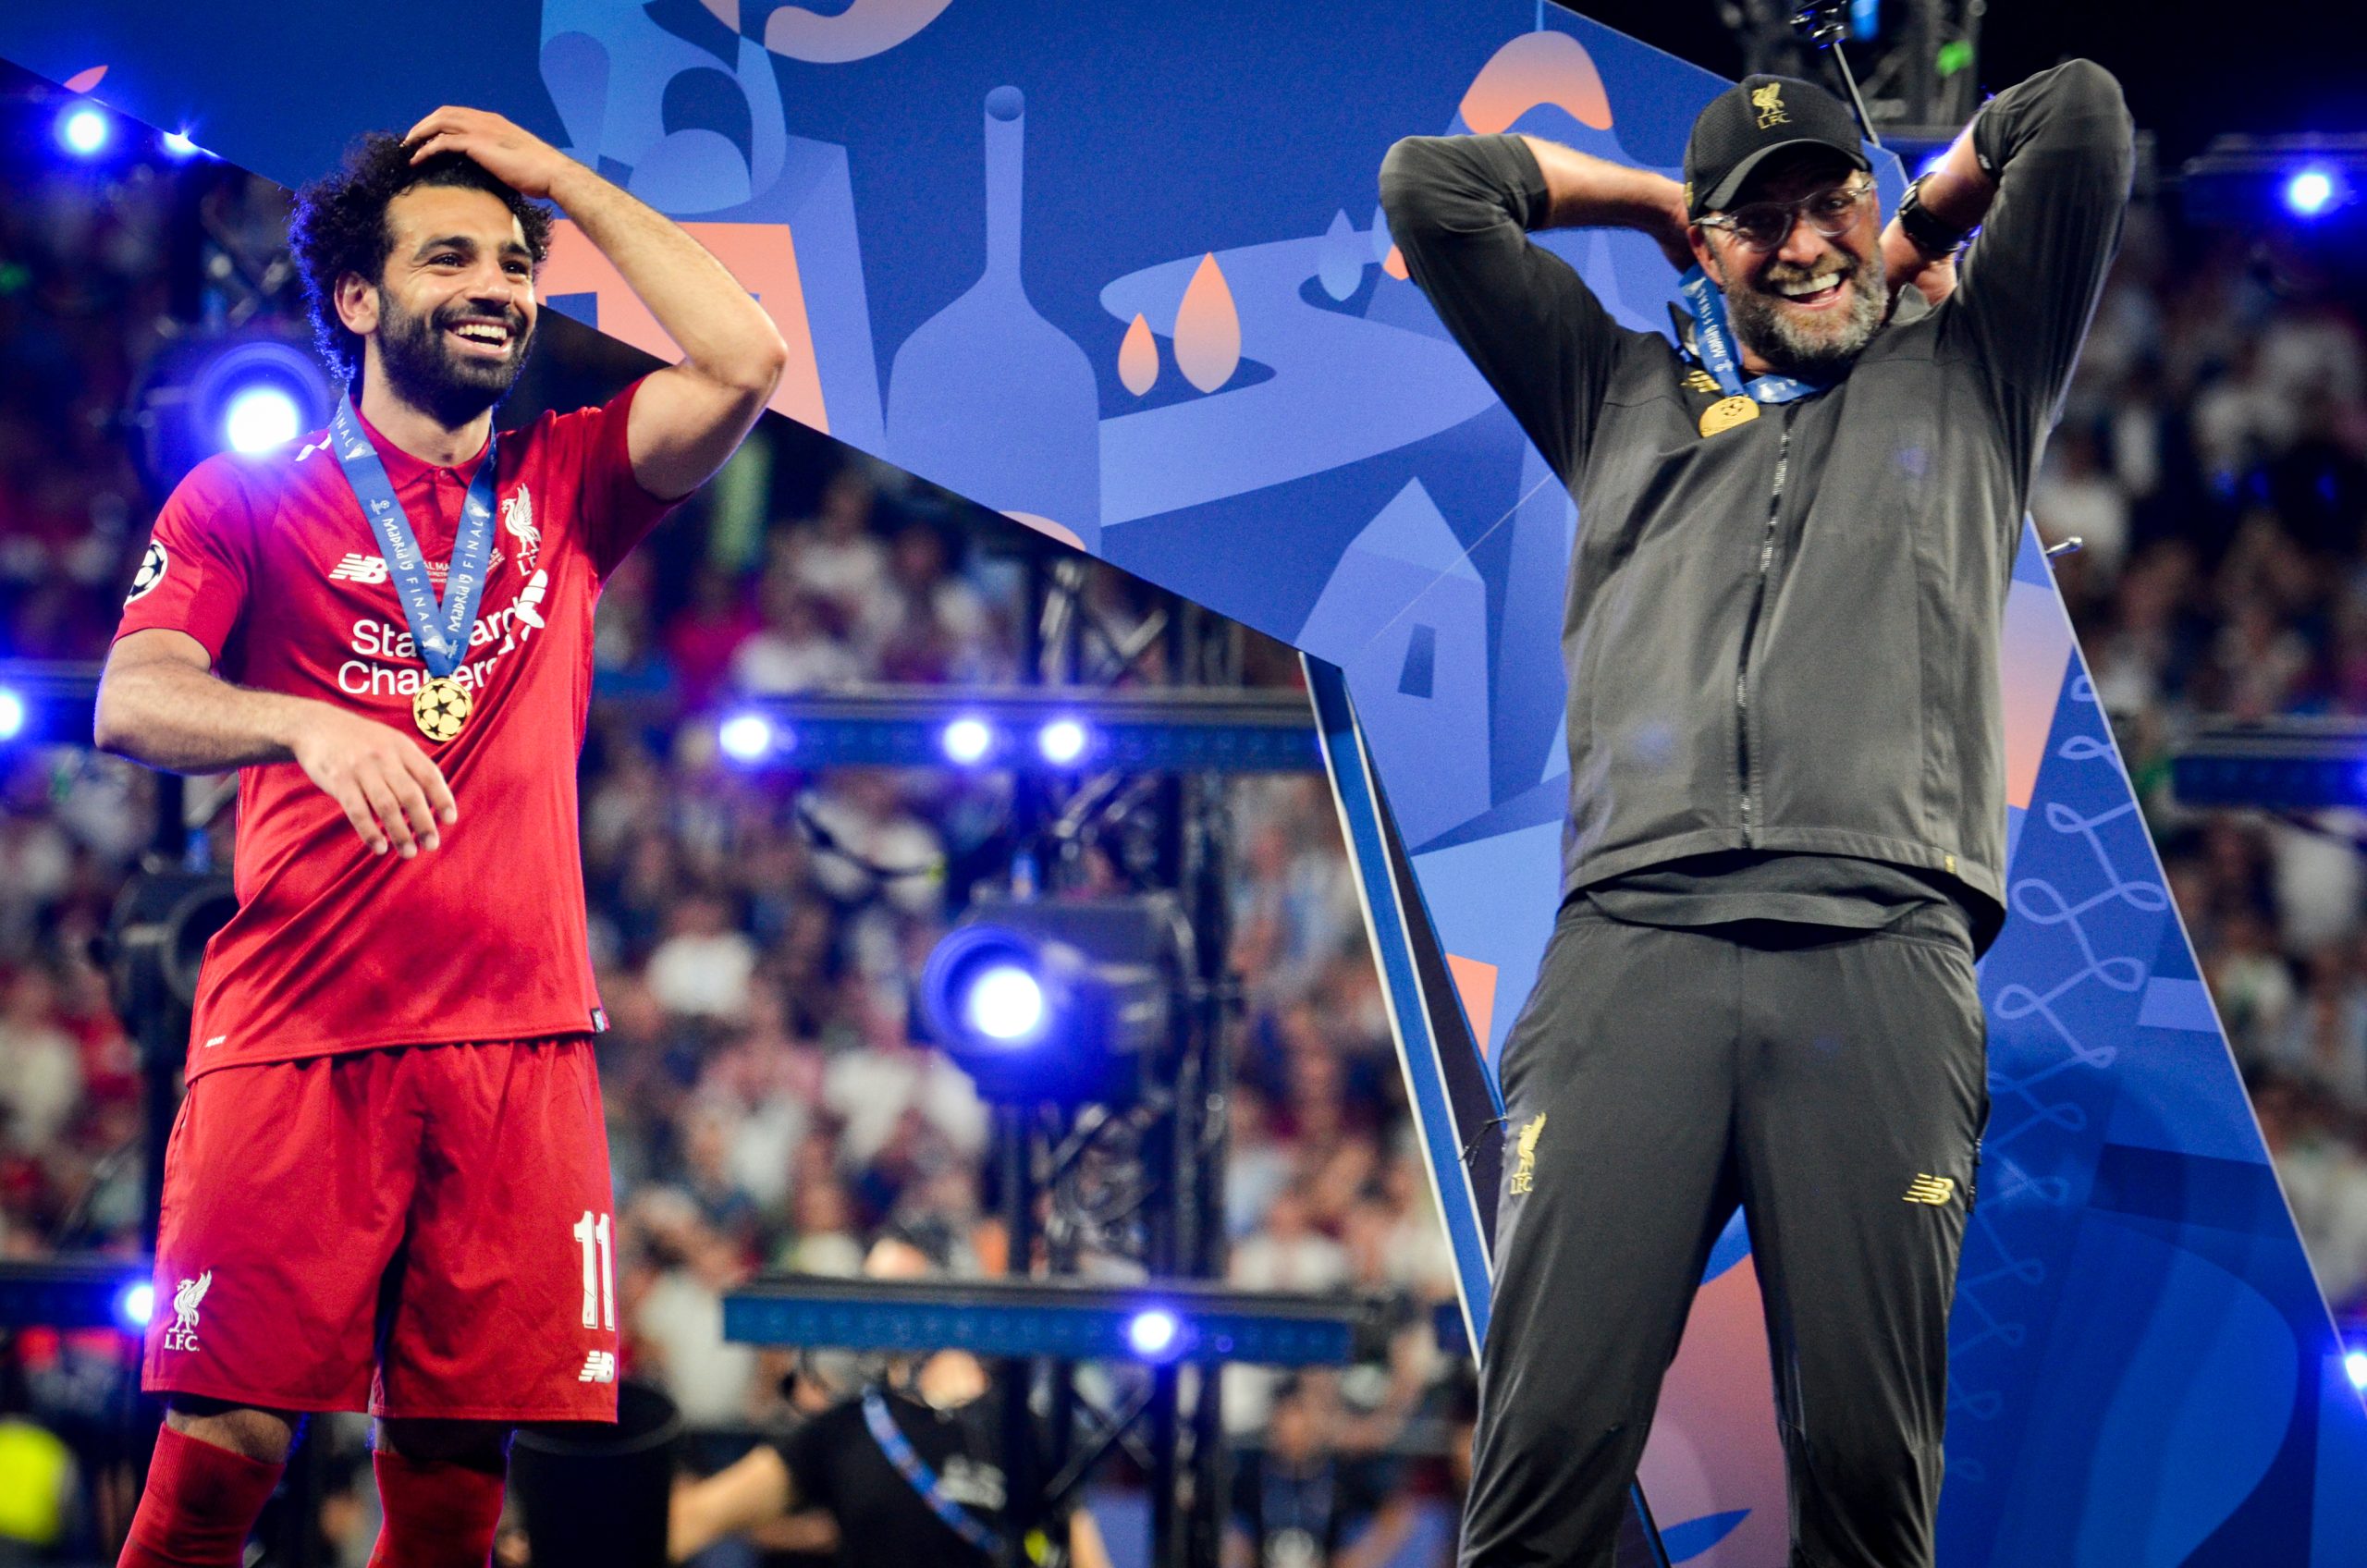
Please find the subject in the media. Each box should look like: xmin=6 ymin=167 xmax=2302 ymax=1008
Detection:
xmin=668 ymin=1444 xmax=794 ymax=1563
xmin=1515 ymin=136 xmax=1692 ymax=269
xmin=1336 ymin=1498 xmax=1421 ymax=1568
xmin=402 ymin=108 xmax=791 ymax=502
xmin=95 ymin=628 xmax=456 ymax=857
xmin=1069 ymin=1505 xmax=1113 ymax=1568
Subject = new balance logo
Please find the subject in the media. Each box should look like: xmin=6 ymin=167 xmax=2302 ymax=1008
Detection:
xmin=1903 ymin=1174 xmax=1956 ymax=1207
xmin=579 ymin=1351 xmax=617 ymax=1383
xmin=164 ymin=1269 xmax=211 ymax=1353
xmin=330 ymin=553 xmax=496 ymax=586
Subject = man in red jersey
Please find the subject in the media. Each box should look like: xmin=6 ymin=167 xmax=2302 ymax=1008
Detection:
xmin=93 ymin=107 xmax=787 ymax=1568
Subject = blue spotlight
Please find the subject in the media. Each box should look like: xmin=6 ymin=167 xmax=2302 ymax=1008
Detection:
xmin=1126 ymin=1306 xmax=1182 ymax=1360
xmin=2348 ymin=1349 xmax=2367 ymax=1390
xmin=717 ymin=712 xmax=778 ymax=764
xmin=941 ymin=716 xmax=995 ymax=766
xmin=188 ymin=338 xmax=333 ymax=463
xmin=963 ymin=962 xmax=1048 ymax=1044
xmin=2286 ymin=168 xmax=2338 ymax=217
xmin=58 ymin=104 xmax=110 ymax=156
xmin=223 ymin=386 xmax=301 ymax=455
xmin=1036 ymin=717 xmax=1089 ymax=766
xmin=919 ymin=898 xmax=1181 ymax=1105
xmin=0 ymin=689 xmax=23 ymax=742
xmin=115 ymin=1279 xmax=155 ymax=1331
xmin=160 ymin=129 xmax=203 ymax=159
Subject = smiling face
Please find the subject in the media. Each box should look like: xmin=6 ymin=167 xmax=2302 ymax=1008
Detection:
xmin=335 ymin=183 xmax=538 ymax=427
xmin=1688 ymin=148 xmax=1883 ymax=381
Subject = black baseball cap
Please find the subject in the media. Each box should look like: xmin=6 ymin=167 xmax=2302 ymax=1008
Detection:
xmin=1684 ymin=74 xmax=1870 ymax=219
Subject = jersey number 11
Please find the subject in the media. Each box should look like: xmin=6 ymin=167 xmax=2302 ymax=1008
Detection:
xmin=573 ymin=1210 xmax=616 ymax=1331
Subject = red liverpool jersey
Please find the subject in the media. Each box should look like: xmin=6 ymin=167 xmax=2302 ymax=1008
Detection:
xmin=114 ymin=379 xmax=677 ymax=1078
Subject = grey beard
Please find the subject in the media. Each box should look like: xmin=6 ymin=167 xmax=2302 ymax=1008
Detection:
xmin=1722 ymin=260 xmax=1884 ymax=381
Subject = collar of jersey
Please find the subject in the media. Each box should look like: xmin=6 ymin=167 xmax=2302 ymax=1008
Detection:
xmin=349 ymin=399 xmax=493 ymax=486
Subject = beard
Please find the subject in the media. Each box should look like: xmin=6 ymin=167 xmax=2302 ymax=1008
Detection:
xmin=1718 ymin=250 xmax=1883 ymax=382
xmin=374 ymin=289 xmax=533 ymax=427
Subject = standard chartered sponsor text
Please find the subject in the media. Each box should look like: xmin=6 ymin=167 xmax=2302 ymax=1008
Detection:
xmin=337 ymin=578 xmax=544 ymax=697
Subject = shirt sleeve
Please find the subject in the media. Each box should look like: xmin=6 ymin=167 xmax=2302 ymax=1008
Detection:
xmin=771 ymin=1402 xmax=852 ymax=1517
xmin=112 ymin=456 xmax=253 ymax=666
xmin=1378 ymin=133 xmax=1623 ymax=485
xmin=1944 ymin=59 xmax=2135 ymax=461
xmin=575 ymin=374 xmax=687 ymax=581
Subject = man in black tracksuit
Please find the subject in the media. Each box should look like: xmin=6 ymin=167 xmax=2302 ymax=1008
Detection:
xmin=1380 ymin=58 xmax=2132 ymax=1568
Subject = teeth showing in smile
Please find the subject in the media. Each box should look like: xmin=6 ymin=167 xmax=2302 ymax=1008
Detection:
xmin=451 ymin=324 xmax=509 ymax=346
xmin=1776 ymin=276 xmax=1843 ymax=299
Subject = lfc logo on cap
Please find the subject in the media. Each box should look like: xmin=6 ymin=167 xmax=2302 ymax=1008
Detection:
xmin=1752 ymin=82 xmax=1787 ymax=129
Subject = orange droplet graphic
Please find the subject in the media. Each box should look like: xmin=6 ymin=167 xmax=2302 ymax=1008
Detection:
xmin=1002 ymin=511 xmax=1085 ymax=551
xmin=1118 ymin=312 xmax=1159 ymax=396
xmin=63 ymin=66 xmax=107 ymax=92
xmin=1460 ymin=31 xmax=1612 ymax=135
xmin=1173 ymin=253 xmax=1240 ymax=395
xmin=1382 ymin=245 xmax=1409 ymax=281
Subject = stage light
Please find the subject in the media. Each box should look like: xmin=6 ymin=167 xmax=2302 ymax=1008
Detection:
xmin=0 ymin=689 xmax=23 ymax=741
xmin=115 ymin=1280 xmax=154 ymax=1331
xmin=963 ymin=962 xmax=1048 ymax=1044
xmin=919 ymin=896 xmax=1182 ymax=1104
xmin=160 ymin=129 xmax=202 ymax=158
xmin=717 ymin=712 xmax=778 ymax=764
xmin=1125 ymin=1306 xmax=1181 ymax=1359
xmin=941 ymin=717 xmax=995 ymax=766
xmin=58 ymin=104 xmax=110 ymax=156
xmin=2348 ymin=1349 xmax=2367 ymax=1390
xmin=135 ymin=331 xmax=335 ymax=489
xmin=2286 ymin=168 xmax=2338 ymax=217
xmin=223 ymin=386 xmax=301 ymax=455
xmin=1036 ymin=717 xmax=1089 ymax=766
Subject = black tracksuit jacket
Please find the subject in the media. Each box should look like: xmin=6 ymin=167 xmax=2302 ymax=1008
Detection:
xmin=1379 ymin=61 xmax=2135 ymax=956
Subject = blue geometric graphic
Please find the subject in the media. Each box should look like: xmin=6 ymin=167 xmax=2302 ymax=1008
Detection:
xmin=3 ymin=1 xmax=2357 ymax=1559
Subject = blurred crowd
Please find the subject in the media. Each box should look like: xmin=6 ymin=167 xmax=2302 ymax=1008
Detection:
xmin=0 ymin=103 xmax=2364 ymax=1565
xmin=2031 ymin=208 xmax=2367 ymax=1313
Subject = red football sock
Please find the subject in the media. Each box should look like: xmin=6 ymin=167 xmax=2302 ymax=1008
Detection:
xmin=117 ymin=1424 xmax=284 ymax=1567
xmin=367 ymin=1448 xmax=507 ymax=1568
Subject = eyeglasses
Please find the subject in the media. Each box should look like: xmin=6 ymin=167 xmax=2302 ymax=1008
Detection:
xmin=1698 ymin=179 xmax=1874 ymax=253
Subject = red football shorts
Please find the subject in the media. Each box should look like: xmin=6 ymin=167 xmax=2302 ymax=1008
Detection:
xmin=141 ymin=1036 xmax=620 ymax=1421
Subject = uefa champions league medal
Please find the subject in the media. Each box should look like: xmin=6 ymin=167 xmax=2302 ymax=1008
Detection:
xmin=327 ymin=395 xmax=499 ymax=744
xmin=412 ymin=677 xmax=472 ymax=741
xmin=1699 ymin=396 xmax=1760 ymax=435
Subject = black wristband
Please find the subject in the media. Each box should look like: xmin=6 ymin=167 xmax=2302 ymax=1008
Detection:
xmin=1896 ymin=176 xmax=1973 ymax=259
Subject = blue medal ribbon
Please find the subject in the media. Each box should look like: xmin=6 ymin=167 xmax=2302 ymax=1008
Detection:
xmin=328 ymin=394 xmax=498 ymax=680
xmin=862 ymin=1387 xmax=1005 ymax=1557
xmin=1677 ymin=264 xmax=1830 ymax=406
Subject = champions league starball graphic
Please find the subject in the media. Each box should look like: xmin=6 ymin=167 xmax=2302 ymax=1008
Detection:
xmin=6 ymin=2 xmax=2359 ymax=1562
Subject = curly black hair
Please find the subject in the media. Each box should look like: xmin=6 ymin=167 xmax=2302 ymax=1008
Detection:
xmin=288 ymin=133 xmax=555 ymax=387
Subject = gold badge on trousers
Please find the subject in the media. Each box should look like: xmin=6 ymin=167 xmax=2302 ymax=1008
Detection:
xmin=1510 ymin=1113 xmax=1547 ymax=1195
xmin=1903 ymin=1174 xmax=1956 ymax=1207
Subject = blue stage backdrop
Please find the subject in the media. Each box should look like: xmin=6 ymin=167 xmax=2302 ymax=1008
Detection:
xmin=5 ymin=2 xmax=2361 ymax=1561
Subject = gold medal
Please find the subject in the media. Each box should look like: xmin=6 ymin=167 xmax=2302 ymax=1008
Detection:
xmin=1699 ymin=395 xmax=1760 ymax=436
xmin=412 ymin=676 xmax=472 ymax=742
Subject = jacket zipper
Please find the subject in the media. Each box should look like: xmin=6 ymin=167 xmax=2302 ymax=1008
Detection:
xmin=1735 ymin=414 xmax=1793 ymax=842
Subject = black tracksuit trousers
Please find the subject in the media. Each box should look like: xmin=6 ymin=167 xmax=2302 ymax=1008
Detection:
xmin=1460 ymin=903 xmax=1988 ymax=1568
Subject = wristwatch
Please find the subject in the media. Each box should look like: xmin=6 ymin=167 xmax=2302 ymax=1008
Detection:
xmin=1896 ymin=175 xmax=1974 ymax=260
